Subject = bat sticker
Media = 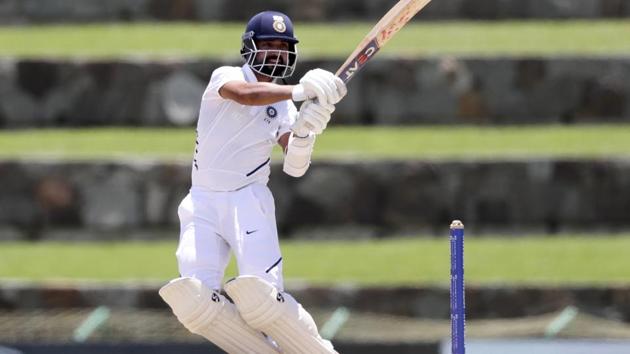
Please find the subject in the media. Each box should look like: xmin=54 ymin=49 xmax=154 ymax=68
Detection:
xmin=338 ymin=39 xmax=381 ymax=82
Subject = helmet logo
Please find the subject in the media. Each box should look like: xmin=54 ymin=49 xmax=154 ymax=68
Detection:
xmin=272 ymin=15 xmax=287 ymax=33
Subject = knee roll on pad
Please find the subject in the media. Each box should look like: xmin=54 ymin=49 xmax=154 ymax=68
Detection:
xmin=159 ymin=277 xmax=279 ymax=354
xmin=225 ymin=275 xmax=337 ymax=354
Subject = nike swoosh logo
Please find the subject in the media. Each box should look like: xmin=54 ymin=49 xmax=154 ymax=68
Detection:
xmin=245 ymin=230 xmax=258 ymax=235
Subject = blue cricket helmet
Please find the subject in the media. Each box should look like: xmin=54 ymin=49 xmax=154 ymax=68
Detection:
xmin=241 ymin=11 xmax=299 ymax=79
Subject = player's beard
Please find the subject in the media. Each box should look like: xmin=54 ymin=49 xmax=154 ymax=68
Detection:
xmin=260 ymin=55 xmax=287 ymax=77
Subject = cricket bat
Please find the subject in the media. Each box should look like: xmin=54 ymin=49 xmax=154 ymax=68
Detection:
xmin=293 ymin=0 xmax=432 ymax=136
xmin=336 ymin=0 xmax=433 ymax=83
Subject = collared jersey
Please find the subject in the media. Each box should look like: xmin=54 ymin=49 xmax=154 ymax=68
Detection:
xmin=191 ymin=65 xmax=297 ymax=191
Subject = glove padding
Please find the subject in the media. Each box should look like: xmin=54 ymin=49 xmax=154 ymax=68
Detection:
xmin=293 ymin=100 xmax=335 ymax=136
xmin=292 ymin=69 xmax=347 ymax=105
xmin=283 ymin=133 xmax=316 ymax=178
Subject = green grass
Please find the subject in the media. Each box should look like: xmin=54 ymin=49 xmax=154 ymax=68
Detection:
xmin=1 ymin=125 xmax=630 ymax=161
xmin=1 ymin=236 xmax=629 ymax=285
xmin=0 ymin=21 xmax=629 ymax=58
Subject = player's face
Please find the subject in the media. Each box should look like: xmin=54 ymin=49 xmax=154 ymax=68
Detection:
xmin=255 ymin=40 xmax=290 ymax=66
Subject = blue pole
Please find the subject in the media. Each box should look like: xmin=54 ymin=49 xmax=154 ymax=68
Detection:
xmin=450 ymin=220 xmax=465 ymax=354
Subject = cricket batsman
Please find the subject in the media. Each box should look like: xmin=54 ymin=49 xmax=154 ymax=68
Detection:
xmin=158 ymin=10 xmax=346 ymax=353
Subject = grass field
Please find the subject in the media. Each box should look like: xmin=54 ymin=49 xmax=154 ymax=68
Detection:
xmin=1 ymin=125 xmax=630 ymax=161
xmin=1 ymin=236 xmax=629 ymax=285
xmin=0 ymin=21 xmax=629 ymax=58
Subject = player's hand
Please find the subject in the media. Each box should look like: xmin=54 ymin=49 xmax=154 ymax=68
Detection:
xmin=293 ymin=100 xmax=335 ymax=135
xmin=292 ymin=69 xmax=347 ymax=105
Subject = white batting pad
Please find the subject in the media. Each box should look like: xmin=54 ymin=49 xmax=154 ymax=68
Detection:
xmin=159 ymin=277 xmax=279 ymax=354
xmin=225 ymin=275 xmax=337 ymax=354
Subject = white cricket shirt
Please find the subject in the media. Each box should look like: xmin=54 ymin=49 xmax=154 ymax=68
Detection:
xmin=191 ymin=64 xmax=297 ymax=191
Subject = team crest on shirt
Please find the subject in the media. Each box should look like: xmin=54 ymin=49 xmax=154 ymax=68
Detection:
xmin=272 ymin=16 xmax=286 ymax=33
xmin=265 ymin=106 xmax=278 ymax=124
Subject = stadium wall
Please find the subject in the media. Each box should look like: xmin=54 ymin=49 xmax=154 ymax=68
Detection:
xmin=1 ymin=159 xmax=629 ymax=241
xmin=0 ymin=0 xmax=628 ymax=23
xmin=1 ymin=58 xmax=629 ymax=128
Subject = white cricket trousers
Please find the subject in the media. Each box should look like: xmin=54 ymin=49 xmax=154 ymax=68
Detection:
xmin=175 ymin=183 xmax=284 ymax=291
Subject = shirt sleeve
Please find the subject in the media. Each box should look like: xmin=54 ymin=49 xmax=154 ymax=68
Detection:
xmin=203 ymin=66 xmax=245 ymax=100
xmin=277 ymin=101 xmax=298 ymax=141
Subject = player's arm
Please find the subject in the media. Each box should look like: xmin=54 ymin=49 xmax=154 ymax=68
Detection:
xmin=278 ymin=132 xmax=291 ymax=152
xmin=219 ymin=81 xmax=293 ymax=106
xmin=282 ymin=100 xmax=334 ymax=177
xmin=219 ymin=69 xmax=347 ymax=106
xmin=281 ymin=132 xmax=316 ymax=178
